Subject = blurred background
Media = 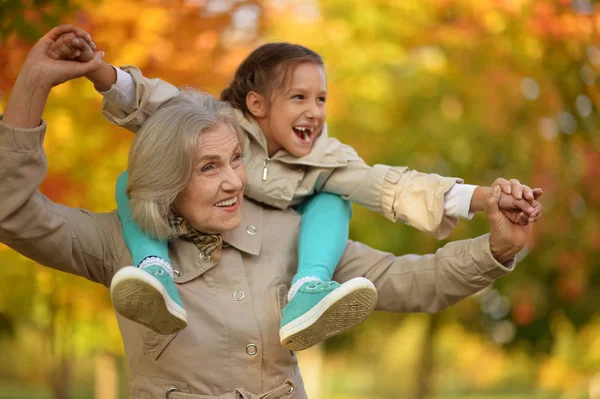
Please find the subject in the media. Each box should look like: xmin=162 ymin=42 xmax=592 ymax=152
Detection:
xmin=0 ymin=0 xmax=599 ymax=398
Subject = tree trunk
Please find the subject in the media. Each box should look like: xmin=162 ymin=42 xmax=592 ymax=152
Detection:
xmin=95 ymin=352 xmax=119 ymax=399
xmin=412 ymin=313 xmax=440 ymax=399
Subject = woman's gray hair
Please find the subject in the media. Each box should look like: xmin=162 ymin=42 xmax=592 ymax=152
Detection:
xmin=127 ymin=89 xmax=244 ymax=239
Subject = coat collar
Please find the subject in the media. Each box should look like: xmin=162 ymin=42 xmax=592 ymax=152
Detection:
xmin=221 ymin=198 xmax=262 ymax=256
xmin=170 ymin=198 xmax=263 ymax=284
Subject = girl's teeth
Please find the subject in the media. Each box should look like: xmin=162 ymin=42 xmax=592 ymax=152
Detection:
xmin=293 ymin=127 xmax=312 ymax=141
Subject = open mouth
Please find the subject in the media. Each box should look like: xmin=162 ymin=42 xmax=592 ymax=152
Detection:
xmin=292 ymin=126 xmax=314 ymax=143
xmin=215 ymin=196 xmax=238 ymax=208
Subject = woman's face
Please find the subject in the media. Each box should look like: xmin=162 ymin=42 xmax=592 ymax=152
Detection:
xmin=173 ymin=122 xmax=247 ymax=234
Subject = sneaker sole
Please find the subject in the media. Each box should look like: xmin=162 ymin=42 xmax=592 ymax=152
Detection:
xmin=110 ymin=267 xmax=188 ymax=335
xmin=279 ymin=277 xmax=378 ymax=351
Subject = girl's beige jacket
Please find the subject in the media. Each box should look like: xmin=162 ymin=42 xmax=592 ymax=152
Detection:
xmin=103 ymin=66 xmax=465 ymax=240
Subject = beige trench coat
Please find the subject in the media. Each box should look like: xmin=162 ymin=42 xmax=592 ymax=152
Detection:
xmin=0 ymin=118 xmax=515 ymax=398
xmin=102 ymin=66 xmax=464 ymax=240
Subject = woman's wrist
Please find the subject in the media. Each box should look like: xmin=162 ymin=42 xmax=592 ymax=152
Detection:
xmin=16 ymin=63 xmax=55 ymax=92
xmin=3 ymin=72 xmax=52 ymax=128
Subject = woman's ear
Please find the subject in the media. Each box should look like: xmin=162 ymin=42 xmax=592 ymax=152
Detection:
xmin=246 ymin=91 xmax=267 ymax=118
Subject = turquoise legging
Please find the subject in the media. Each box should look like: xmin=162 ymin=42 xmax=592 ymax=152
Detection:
xmin=115 ymin=171 xmax=351 ymax=283
xmin=116 ymin=172 xmax=170 ymax=265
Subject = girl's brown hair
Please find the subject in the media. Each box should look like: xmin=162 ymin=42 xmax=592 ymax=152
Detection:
xmin=220 ymin=43 xmax=324 ymax=116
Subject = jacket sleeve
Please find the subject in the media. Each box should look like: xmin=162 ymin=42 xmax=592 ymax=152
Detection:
xmin=101 ymin=65 xmax=181 ymax=133
xmin=0 ymin=118 xmax=125 ymax=287
xmin=333 ymin=234 xmax=515 ymax=313
xmin=321 ymin=144 xmax=463 ymax=239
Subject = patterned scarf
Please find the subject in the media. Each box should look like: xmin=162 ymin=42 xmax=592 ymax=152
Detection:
xmin=168 ymin=211 xmax=222 ymax=259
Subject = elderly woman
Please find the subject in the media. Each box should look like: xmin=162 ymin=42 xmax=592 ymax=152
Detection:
xmin=1 ymin=27 xmax=535 ymax=399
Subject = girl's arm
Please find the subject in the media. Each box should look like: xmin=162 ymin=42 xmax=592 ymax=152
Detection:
xmin=317 ymin=138 xmax=541 ymax=239
xmin=98 ymin=66 xmax=181 ymax=134
xmin=86 ymin=62 xmax=118 ymax=92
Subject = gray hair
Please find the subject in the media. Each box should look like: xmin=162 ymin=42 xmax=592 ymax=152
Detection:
xmin=127 ymin=89 xmax=244 ymax=239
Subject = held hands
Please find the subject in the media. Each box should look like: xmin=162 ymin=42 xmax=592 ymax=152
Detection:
xmin=48 ymin=27 xmax=96 ymax=62
xmin=493 ymin=178 xmax=543 ymax=226
xmin=472 ymin=178 xmax=543 ymax=226
xmin=486 ymin=185 xmax=533 ymax=264
xmin=20 ymin=25 xmax=103 ymax=89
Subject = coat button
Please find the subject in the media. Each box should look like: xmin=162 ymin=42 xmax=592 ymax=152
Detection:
xmin=246 ymin=225 xmax=257 ymax=235
xmin=223 ymin=242 xmax=230 ymax=248
xmin=165 ymin=387 xmax=180 ymax=399
xmin=173 ymin=269 xmax=181 ymax=278
xmin=246 ymin=343 xmax=257 ymax=355
xmin=199 ymin=252 xmax=211 ymax=262
xmin=285 ymin=381 xmax=295 ymax=394
xmin=233 ymin=290 xmax=245 ymax=301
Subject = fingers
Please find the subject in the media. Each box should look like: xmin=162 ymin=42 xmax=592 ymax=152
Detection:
xmin=509 ymin=196 xmax=536 ymax=214
xmin=44 ymin=25 xmax=75 ymax=42
xmin=522 ymin=184 xmax=534 ymax=201
xmin=48 ymin=32 xmax=94 ymax=62
xmin=517 ymin=212 xmax=530 ymax=226
xmin=72 ymin=28 xmax=96 ymax=50
xmin=485 ymin=184 xmax=502 ymax=217
xmin=509 ymin=178 xmax=523 ymax=199
xmin=71 ymin=36 xmax=95 ymax=62
xmin=493 ymin=178 xmax=512 ymax=195
xmin=528 ymin=199 xmax=542 ymax=221
xmin=55 ymin=51 xmax=105 ymax=83
xmin=48 ymin=32 xmax=78 ymax=60
xmin=494 ymin=177 xmax=544 ymax=203
xmin=75 ymin=50 xmax=105 ymax=75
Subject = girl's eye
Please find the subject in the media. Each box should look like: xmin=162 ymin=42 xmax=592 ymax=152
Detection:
xmin=292 ymin=94 xmax=304 ymax=100
xmin=318 ymin=96 xmax=327 ymax=103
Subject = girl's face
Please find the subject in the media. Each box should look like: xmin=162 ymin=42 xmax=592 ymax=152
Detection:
xmin=173 ymin=123 xmax=247 ymax=234
xmin=257 ymin=62 xmax=327 ymax=157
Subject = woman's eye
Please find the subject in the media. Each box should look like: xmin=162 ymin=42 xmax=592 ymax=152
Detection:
xmin=201 ymin=164 xmax=215 ymax=173
xmin=232 ymin=153 xmax=242 ymax=162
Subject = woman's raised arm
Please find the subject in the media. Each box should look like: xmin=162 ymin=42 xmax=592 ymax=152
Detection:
xmin=4 ymin=25 xmax=103 ymax=128
xmin=0 ymin=26 xmax=124 ymax=286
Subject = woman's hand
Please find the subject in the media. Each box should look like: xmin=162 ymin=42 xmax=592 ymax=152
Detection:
xmin=20 ymin=25 xmax=103 ymax=90
xmin=3 ymin=25 xmax=104 ymax=128
xmin=486 ymin=184 xmax=534 ymax=264
xmin=48 ymin=27 xmax=96 ymax=62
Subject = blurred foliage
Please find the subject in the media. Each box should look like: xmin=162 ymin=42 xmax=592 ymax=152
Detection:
xmin=0 ymin=0 xmax=80 ymax=42
xmin=1 ymin=0 xmax=600 ymax=398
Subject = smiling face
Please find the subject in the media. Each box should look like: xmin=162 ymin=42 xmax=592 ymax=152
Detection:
xmin=254 ymin=62 xmax=327 ymax=157
xmin=173 ymin=122 xmax=247 ymax=234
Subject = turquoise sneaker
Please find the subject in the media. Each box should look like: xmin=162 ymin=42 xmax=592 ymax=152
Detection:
xmin=110 ymin=260 xmax=187 ymax=335
xmin=279 ymin=277 xmax=377 ymax=351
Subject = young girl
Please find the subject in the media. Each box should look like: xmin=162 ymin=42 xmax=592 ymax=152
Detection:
xmin=49 ymin=31 xmax=542 ymax=351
